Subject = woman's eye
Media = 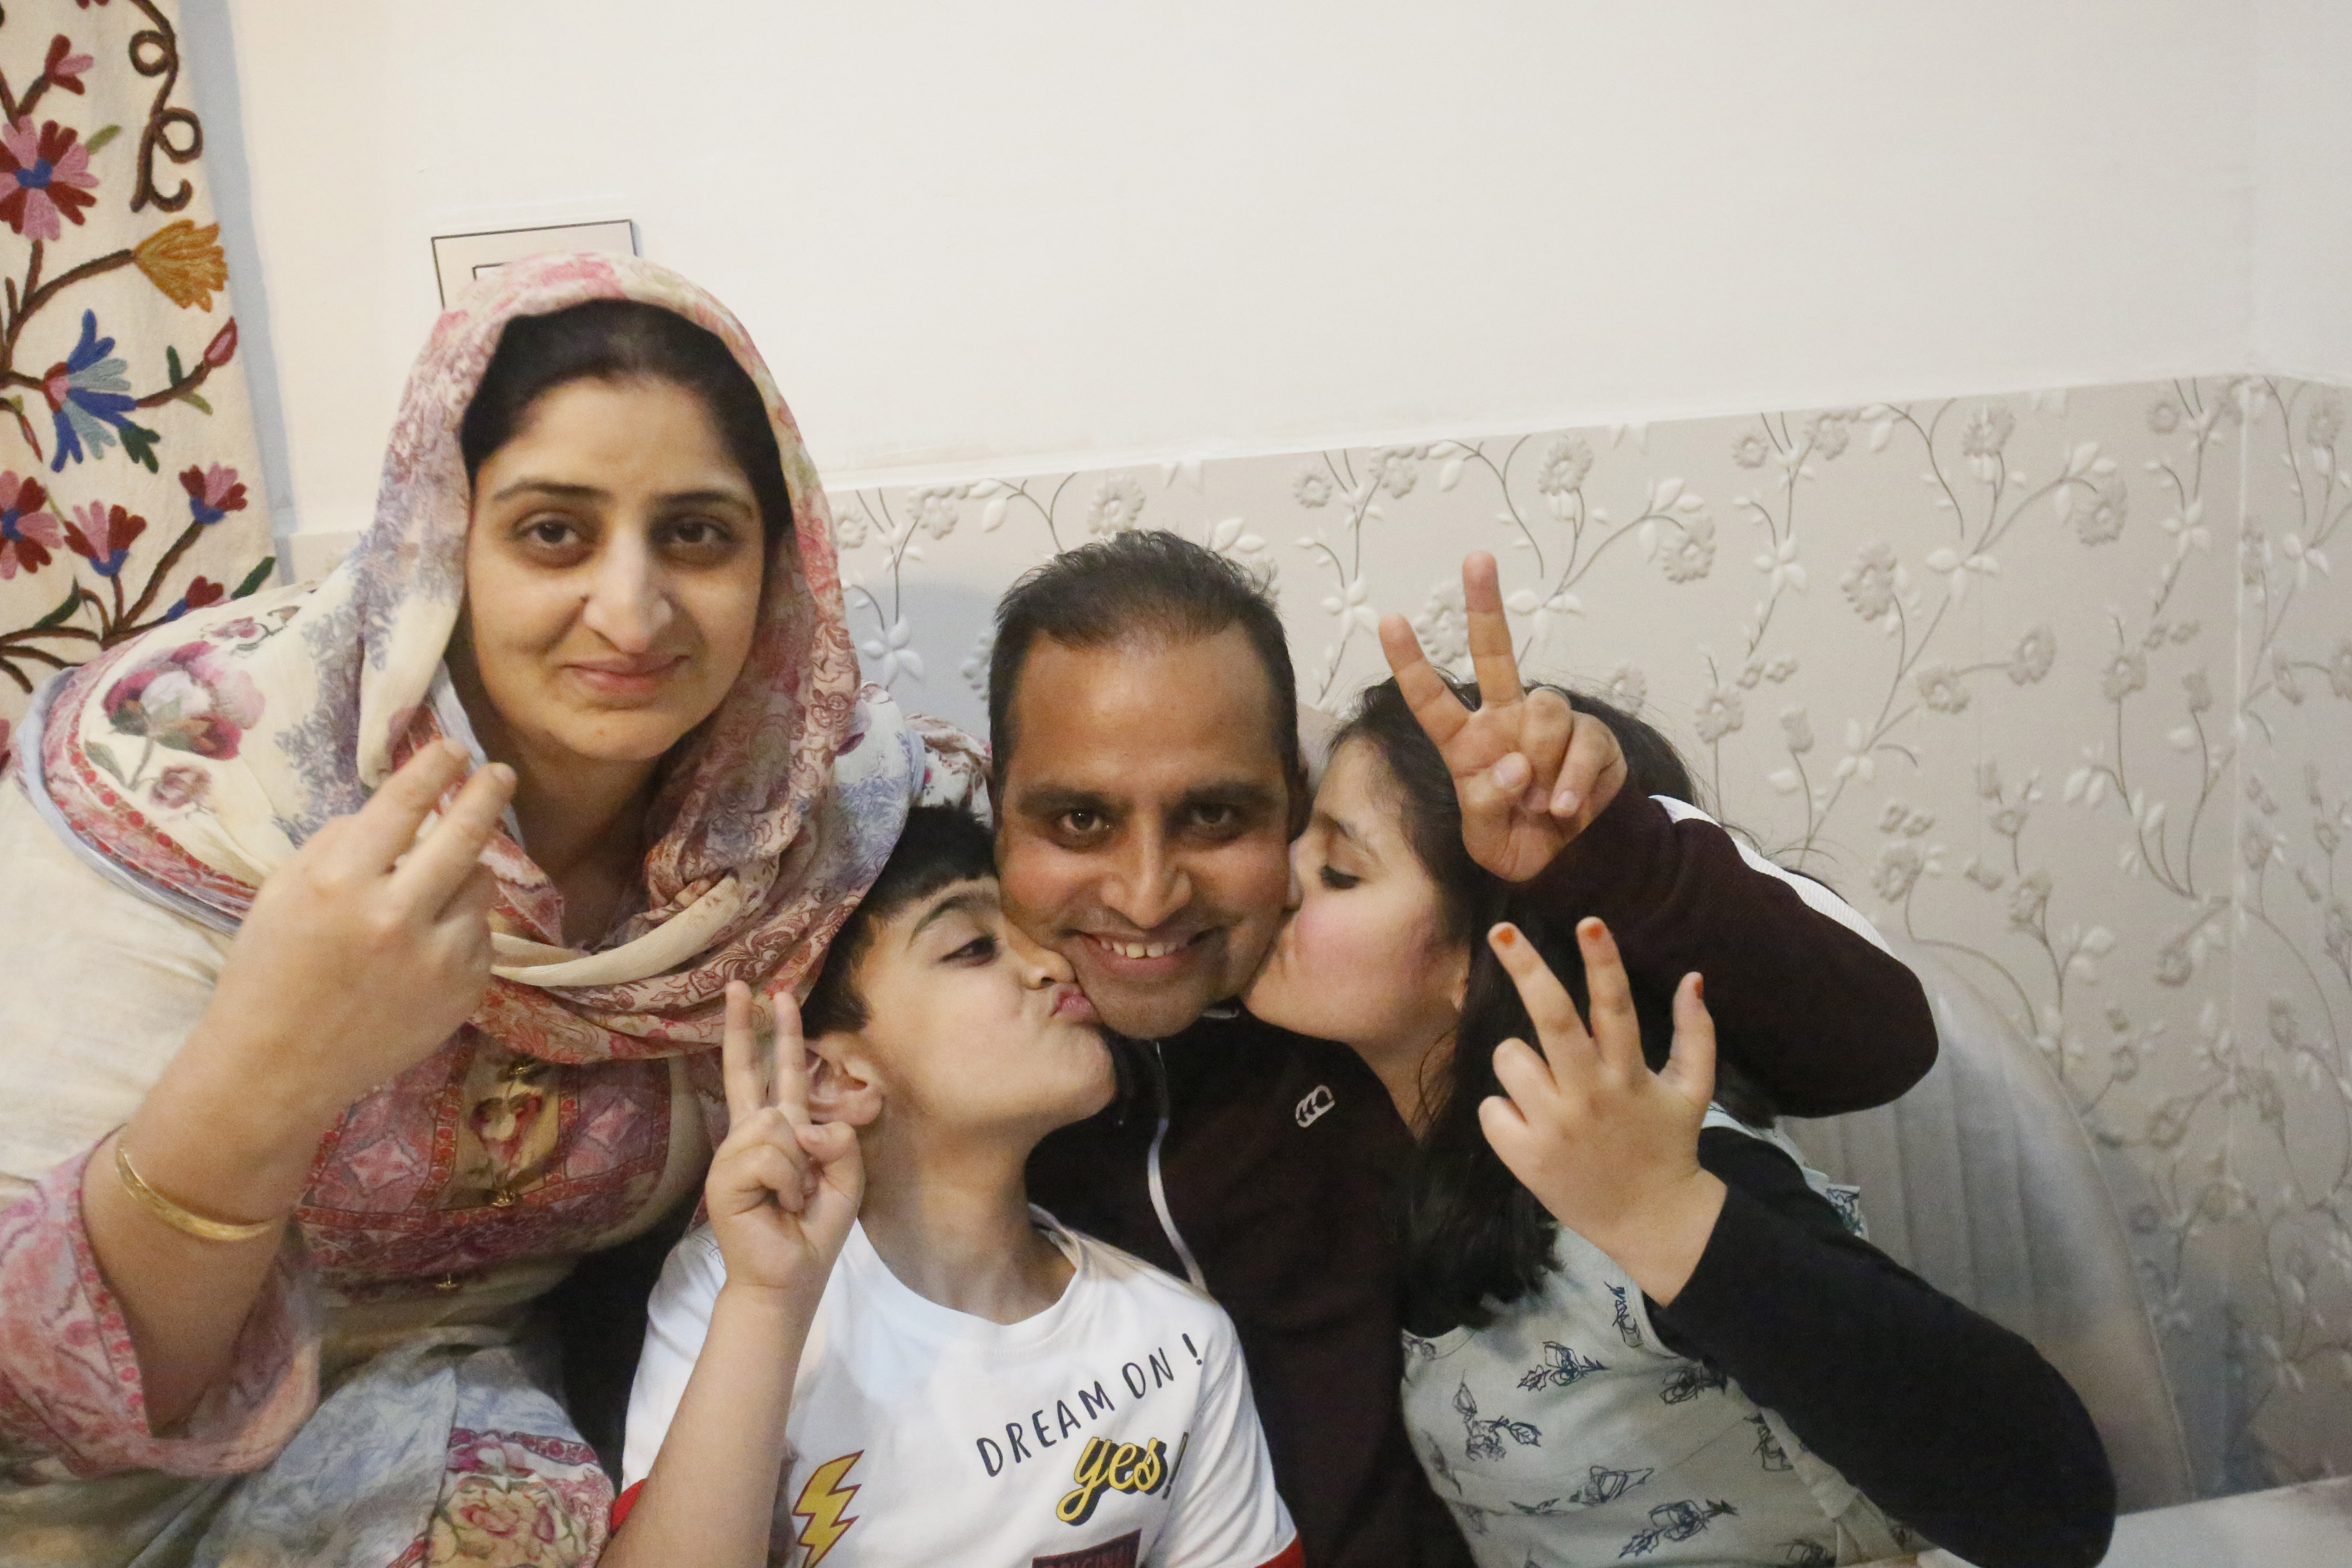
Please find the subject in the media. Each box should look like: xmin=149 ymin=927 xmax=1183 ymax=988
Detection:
xmin=521 ymin=518 xmax=580 ymax=549
xmin=1318 ymin=866 xmax=1361 ymax=891
xmin=947 ymin=934 xmax=998 ymax=964
xmin=663 ymin=516 xmax=743 ymax=559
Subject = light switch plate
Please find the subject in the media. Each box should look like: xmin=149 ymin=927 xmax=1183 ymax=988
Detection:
xmin=430 ymin=219 xmax=638 ymax=306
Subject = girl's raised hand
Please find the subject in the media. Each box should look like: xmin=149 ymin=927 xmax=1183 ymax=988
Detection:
xmin=1379 ymin=551 xmax=1628 ymax=882
xmin=709 ymin=981 xmax=863 ymax=1305
xmin=1477 ymin=917 xmax=1727 ymax=1305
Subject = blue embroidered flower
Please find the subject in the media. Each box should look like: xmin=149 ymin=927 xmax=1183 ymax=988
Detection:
xmin=41 ymin=310 xmax=159 ymax=471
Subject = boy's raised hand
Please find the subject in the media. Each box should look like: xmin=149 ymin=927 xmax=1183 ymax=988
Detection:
xmin=709 ymin=981 xmax=862 ymax=1305
xmin=1477 ymin=918 xmax=1727 ymax=1305
xmin=1379 ymin=551 xmax=1628 ymax=883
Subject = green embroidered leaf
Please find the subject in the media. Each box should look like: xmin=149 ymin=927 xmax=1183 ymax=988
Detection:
xmin=179 ymin=390 xmax=212 ymax=416
xmin=85 ymin=741 xmax=124 ymax=785
xmin=86 ymin=124 xmax=121 ymax=154
xmin=119 ymin=420 xmax=161 ymax=472
xmin=30 ymin=583 xmax=85 ymax=630
xmin=232 ymin=557 xmax=276 ymax=599
xmin=166 ymin=345 xmax=184 ymax=383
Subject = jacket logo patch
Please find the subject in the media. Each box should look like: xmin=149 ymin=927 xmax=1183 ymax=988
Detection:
xmin=1294 ymin=1084 xmax=1335 ymax=1127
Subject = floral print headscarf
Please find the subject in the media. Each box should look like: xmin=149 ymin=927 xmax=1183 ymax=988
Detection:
xmin=15 ymin=253 xmax=967 ymax=1063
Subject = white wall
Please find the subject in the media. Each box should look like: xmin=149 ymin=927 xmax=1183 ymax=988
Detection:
xmin=189 ymin=0 xmax=2257 ymax=549
xmin=2251 ymin=0 xmax=2352 ymax=379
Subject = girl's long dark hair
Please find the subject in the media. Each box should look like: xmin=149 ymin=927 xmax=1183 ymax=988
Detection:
xmin=1335 ymin=678 xmax=1771 ymax=1336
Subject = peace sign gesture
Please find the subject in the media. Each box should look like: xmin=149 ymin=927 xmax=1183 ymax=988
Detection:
xmin=1378 ymin=552 xmax=1628 ymax=882
xmin=1477 ymin=919 xmax=1725 ymax=1305
xmin=707 ymin=981 xmax=863 ymax=1302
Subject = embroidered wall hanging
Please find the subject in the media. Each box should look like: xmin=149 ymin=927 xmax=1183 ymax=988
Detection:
xmin=0 ymin=0 xmax=270 ymax=761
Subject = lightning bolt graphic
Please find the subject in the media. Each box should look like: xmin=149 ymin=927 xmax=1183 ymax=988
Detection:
xmin=792 ymin=1451 xmax=864 ymax=1566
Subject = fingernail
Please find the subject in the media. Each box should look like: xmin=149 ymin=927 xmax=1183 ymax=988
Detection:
xmin=441 ymin=738 xmax=469 ymax=760
xmin=1693 ymin=973 xmax=1706 ymax=1001
xmin=1552 ymin=788 xmax=1579 ymax=815
xmin=488 ymin=763 xmax=515 ymax=787
xmin=1491 ymin=923 xmax=1518 ymax=948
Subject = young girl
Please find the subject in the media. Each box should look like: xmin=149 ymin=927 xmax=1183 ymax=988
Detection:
xmin=1244 ymin=676 xmax=2116 ymax=1568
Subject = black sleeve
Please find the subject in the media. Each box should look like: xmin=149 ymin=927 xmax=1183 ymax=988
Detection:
xmin=1644 ymin=1130 xmax=2117 ymax=1568
xmin=1522 ymin=791 xmax=1936 ymax=1115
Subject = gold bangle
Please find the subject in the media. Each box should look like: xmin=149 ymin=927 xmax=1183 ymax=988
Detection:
xmin=112 ymin=1136 xmax=283 ymax=1244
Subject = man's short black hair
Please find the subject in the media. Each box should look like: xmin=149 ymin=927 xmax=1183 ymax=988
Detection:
xmin=801 ymin=806 xmax=998 ymax=1038
xmin=987 ymin=530 xmax=1301 ymax=798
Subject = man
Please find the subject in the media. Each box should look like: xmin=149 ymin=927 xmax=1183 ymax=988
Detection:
xmin=992 ymin=532 xmax=1936 ymax=1566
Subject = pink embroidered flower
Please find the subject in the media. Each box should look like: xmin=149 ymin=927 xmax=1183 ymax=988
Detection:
xmin=0 ymin=118 xmax=98 ymax=241
xmin=102 ymin=640 xmax=266 ymax=761
xmin=63 ymin=500 xmax=145 ymax=577
xmin=203 ymin=317 xmax=239 ymax=367
xmin=150 ymin=764 xmax=210 ymax=810
xmin=0 ymin=469 xmax=61 ymax=578
xmin=43 ymin=35 xmax=94 ymax=96
xmin=179 ymin=463 xmax=249 ymax=525
xmin=430 ymin=1473 xmax=590 ymax=1567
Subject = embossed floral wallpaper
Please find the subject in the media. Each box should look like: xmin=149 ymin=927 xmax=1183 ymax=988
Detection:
xmin=823 ymin=376 xmax=2352 ymax=1494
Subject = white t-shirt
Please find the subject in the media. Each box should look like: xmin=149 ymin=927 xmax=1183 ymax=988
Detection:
xmin=623 ymin=1208 xmax=1299 ymax=1568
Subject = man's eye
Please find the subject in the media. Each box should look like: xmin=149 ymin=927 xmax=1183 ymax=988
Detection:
xmin=1058 ymin=810 xmax=1106 ymax=836
xmin=1318 ymin=866 xmax=1361 ymax=891
xmin=947 ymin=935 xmax=998 ymax=964
xmin=1185 ymin=802 xmax=1251 ymax=837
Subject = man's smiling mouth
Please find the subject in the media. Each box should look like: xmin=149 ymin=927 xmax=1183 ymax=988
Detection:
xmin=1082 ymin=931 xmax=1211 ymax=962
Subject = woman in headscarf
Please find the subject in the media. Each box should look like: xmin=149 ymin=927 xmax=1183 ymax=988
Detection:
xmin=0 ymin=254 xmax=979 ymax=1566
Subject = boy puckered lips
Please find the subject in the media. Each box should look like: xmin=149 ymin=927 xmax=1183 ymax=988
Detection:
xmin=605 ymin=808 xmax=1301 ymax=1568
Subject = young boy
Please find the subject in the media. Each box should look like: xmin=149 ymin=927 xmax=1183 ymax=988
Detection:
xmin=606 ymin=807 xmax=1301 ymax=1568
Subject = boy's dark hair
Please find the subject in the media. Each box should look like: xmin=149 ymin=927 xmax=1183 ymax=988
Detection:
xmin=459 ymin=298 xmax=795 ymax=552
xmin=987 ymin=531 xmax=1301 ymax=803
xmin=801 ymin=806 xmax=998 ymax=1038
xmin=1330 ymin=677 xmax=1774 ymax=1337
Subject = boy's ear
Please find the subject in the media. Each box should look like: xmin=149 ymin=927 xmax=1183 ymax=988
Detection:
xmin=806 ymin=1034 xmax=884 ymax=1128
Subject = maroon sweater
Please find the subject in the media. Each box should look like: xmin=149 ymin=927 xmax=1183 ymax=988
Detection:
xmin=1028 ymin=792 xmax=1938 ymax=1567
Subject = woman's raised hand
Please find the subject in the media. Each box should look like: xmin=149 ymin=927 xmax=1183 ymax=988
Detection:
xmin=1477 ymin=918 xmax=1727 ymax=1306
xmin=709 ymin=981 xmax=862 ymax=1304
xmin=1379 ymin=552 xmax=1628 ymax=882
xmin=198 ymin=737 xmax=515 ymax=1121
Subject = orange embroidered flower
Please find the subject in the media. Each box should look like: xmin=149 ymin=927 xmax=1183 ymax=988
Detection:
xmin=133 ymin=218 xmax=230 ymax=310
